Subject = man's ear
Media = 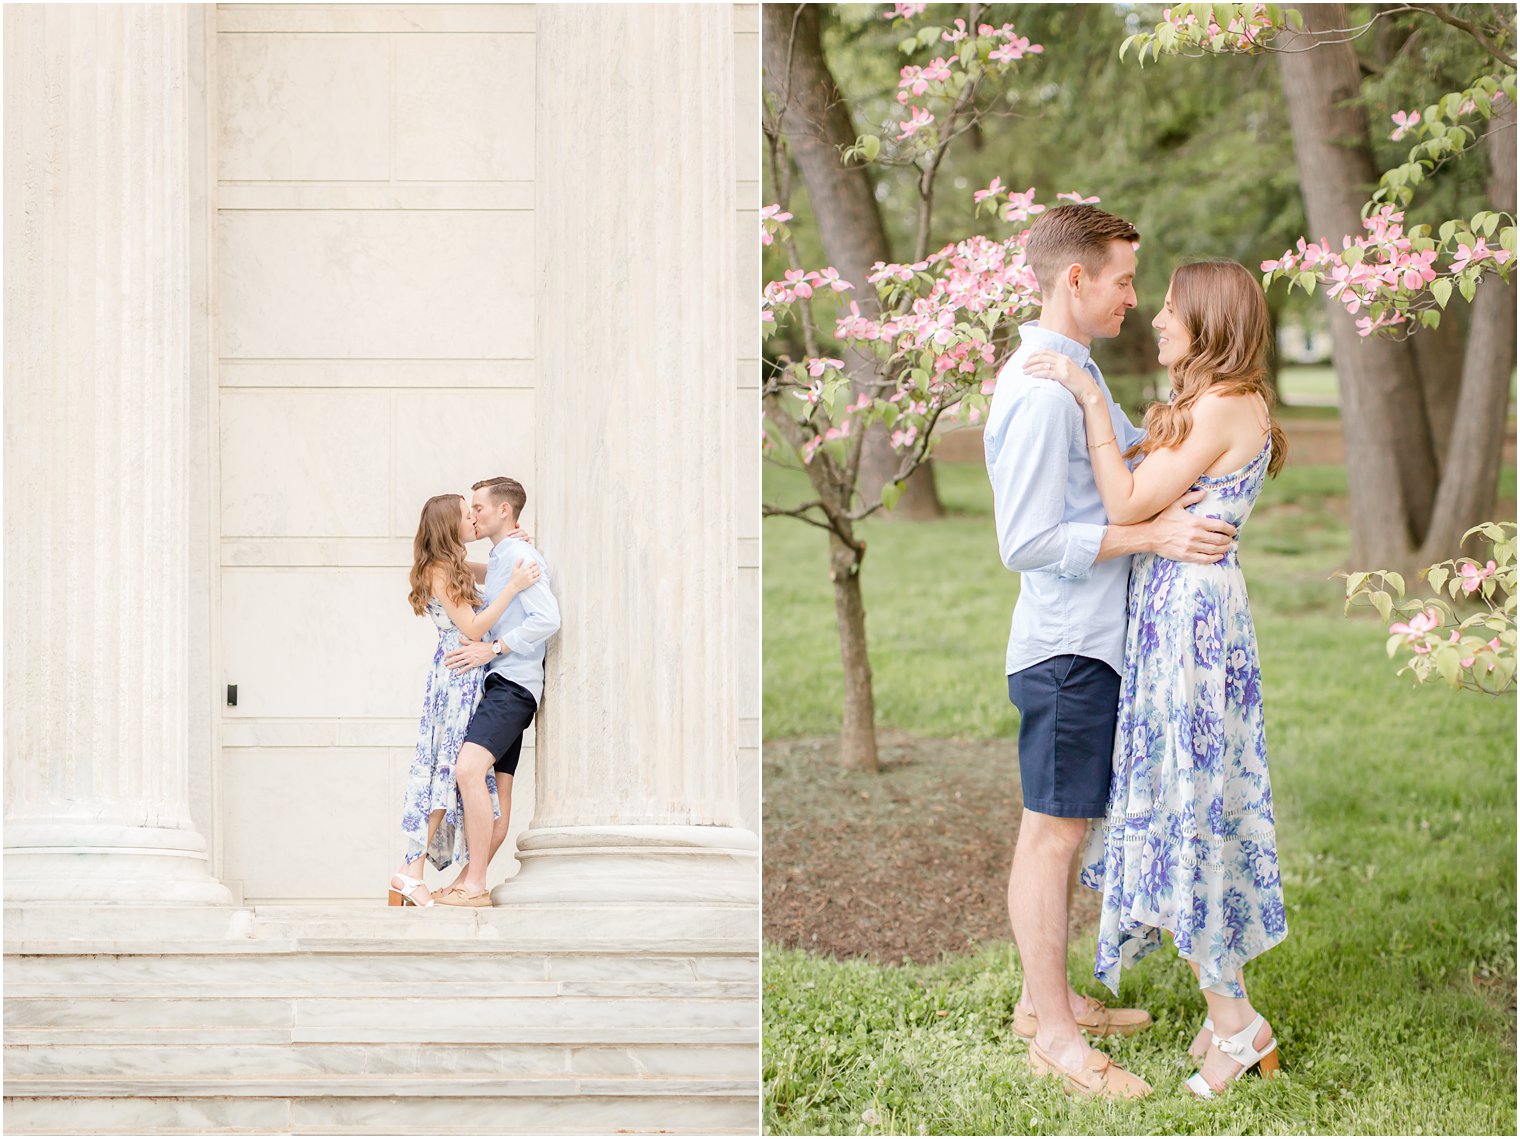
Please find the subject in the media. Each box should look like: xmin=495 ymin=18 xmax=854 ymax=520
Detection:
xmin=1066 ymin=261 xmax=1083 ymax=297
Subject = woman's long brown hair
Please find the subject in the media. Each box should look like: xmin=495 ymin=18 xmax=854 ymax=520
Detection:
xmin=407 ymin=494 xmax=481 ymax=615
xmin=1127 ymin=260 xmax=1287 ymax=478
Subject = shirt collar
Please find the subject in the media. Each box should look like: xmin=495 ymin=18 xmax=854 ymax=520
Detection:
xmin=1018 ymin=321 xmax=1094 ymax=368
xmin=488 ymin=536 xmax=515 ymax=559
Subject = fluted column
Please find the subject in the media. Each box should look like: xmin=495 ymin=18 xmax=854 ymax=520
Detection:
xmin=3 ymin=4 xmax=230 ymax=904
xmin=496 ymin=4 xmax=757 ymax=915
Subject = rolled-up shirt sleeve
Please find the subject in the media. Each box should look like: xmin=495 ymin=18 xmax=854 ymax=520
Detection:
xmin=500 ymin=576 xmax=560 ymax=655
xmin=991 ymin=383 xmax=1107 ymax=578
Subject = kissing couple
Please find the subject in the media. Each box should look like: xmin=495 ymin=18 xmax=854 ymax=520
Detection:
xmin=987 ymin=204 xmax=1289 ymax=1099
xmin=387 ymin=476 xmax=561 ymax=909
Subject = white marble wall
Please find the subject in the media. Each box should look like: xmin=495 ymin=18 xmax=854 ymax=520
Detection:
xmin=212 ymin=4 xmax=758 ymax=901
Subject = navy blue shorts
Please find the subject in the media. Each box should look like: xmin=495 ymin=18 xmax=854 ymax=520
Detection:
xmin=463 ymin=674 xmax=538 ymax=775
xmin=1006 ymin=655 xmax=1120 ymax=818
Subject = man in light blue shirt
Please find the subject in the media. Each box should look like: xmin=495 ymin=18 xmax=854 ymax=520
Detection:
xmin=437 ymin=476 xmax=561 ymax=906
xmin=986 ymin=204 xmax=1234 ymax=1097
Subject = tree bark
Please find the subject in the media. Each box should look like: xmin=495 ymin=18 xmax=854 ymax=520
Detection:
xmin=1276 ymin=4 xmax=1439 ymax=568
xmin=1419 ymin=95 xmax=1517 ymax=561
xmin=1412 ymin=297 xmax=1466 ymax=466
xmin=763 ymin=2 xmax=942 ymax=519
xmin=828 ymin=530 xmax=879 ymax=773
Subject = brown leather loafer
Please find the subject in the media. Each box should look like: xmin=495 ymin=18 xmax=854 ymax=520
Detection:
xmin=1027 ymin=1041 xmax=1152 ymax=1099
xmin=1013 ymin=995 xmax=1154 ymax=1039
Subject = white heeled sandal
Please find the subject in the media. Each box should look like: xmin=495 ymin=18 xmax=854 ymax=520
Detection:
xmin=387 ymin=872 xmax=434 ymax=908
xmin=1185 ymin=1014 xmax=1278 ymax=1097
xmin=1188 ymin=1016 xmax=1215 ymax=1059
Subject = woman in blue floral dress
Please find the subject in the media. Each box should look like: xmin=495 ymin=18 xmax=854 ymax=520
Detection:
xmin=387 ymin=494 xmax=539 ymax=908
xmin=1025 ymin=260 xmax=1288 ymax=1097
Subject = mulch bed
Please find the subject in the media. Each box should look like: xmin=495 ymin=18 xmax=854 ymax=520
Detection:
xmin=763 ymin=733 xmax=1101 ymax=965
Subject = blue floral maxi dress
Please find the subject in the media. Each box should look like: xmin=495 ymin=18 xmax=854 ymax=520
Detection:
xmin=400 ymin=598 xmax=500 ymax=870
xmin=1079 ymin=442 xmax=1285 ymax=998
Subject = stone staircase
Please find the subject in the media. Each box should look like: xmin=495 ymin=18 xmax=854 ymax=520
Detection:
xmin=3 ymin=905 xmax=758 ymax=1134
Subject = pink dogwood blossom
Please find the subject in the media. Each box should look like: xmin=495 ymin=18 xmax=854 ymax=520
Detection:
xmin=897 ymin=106 xmax=935 ymax=140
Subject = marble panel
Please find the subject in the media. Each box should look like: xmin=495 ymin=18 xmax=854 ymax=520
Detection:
xmin=736 ymin=208 xmax=759 ymax=360
xmin=733 ymin=27 xmax=760 ymax=184
xmin=220 ymin=569 xmax=435 ymax=720
xmin=221 ymin=389 xmax=390 ymax=538
xmin=390 ymin=388 xmax=535 ymax=538
xmin=218 ymin=5 xmax=536 ymax=34
xmin=221 ymin=359 xmax=535 ymax=389
xmin=393 ymin=35 xmax=535 ymax=182
xmin=735 ymin=396 xmax=759 ymax=542
xmin=222 ymin=748 xmax=402 ymax=900
xmin=217 ymin=211 xmax=533 ymax=360
xmin=217 ymin=34 xmax=390 ymax=182
xmin=217 ymin=182 xmax=534 ymax=210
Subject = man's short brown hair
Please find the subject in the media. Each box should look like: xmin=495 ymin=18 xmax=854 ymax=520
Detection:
xmin=1024 ymin=204 xmax=1140 ymax=295
xmin=472 ymin=476 xmax=527 ymax=519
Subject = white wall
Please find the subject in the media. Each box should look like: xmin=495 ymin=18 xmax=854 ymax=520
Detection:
xmin=211 ymin=3 xmax=759 ymax=901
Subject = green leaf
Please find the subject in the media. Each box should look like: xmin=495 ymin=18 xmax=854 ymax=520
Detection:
xmin=1371 ymin=590 xmax=1394 ymax=623
xmin=1287 ymin=7 xmax=1305 ymax=30
xmin=1427 ymin=565 xmax=1449 ymax=595
xmin=881 ymin=480 xmax=903 ymax=512
xmin=1482 ymin=213 xmax=1499 ymax=237
xmin=860 ymin=134 xmax=881 ymax=162
xmin=1459 ymin=274 xmax=1477 ymax=303
xmin=1439 ymin=219 xmax=1458 ymax=243
xmin=1384 ymin=572 xmax=1406 ymax=597
xmin=1420 ymin=309 xmax=1441 ymax=329
xmin=1434 ymin=646 xmax=1461 ymax=686
xmin=1431 ymin=277 xmax=1453 ymax=309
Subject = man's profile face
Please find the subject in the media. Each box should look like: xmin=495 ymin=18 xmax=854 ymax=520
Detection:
xmin=470 ymin=490 xmax=509 ymax=539
xmin=1072 ymin=239 xmax=1138 ymax=341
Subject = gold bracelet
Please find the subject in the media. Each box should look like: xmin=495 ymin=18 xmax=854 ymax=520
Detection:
xmin=1089 ymin=436 xmax=1118 ymax=451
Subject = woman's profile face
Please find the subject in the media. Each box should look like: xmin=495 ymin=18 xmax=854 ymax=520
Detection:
xmin=457 ymin=497 xmax=477 ymax=543
xmin=1151 ymin=287 xmax=1191 ymax=370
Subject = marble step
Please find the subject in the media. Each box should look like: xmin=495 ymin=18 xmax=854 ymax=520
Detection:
xmin=5 ymin=947 xmax=757 ymax=985
xmin=3 ymin=903 xmax=759 ymax=946
xmin=0 ymin=1089 xmax=757 ymax=1134
xmin=4 ymin=1024 xmax=757 ymax=1046
xmin=5 ymin=994 xmax=756 ymax=1031
xmin=5 ymin=979 xmax=756 ymax=1000
xmin=4 ymin=1037 xmax=757 ymax=1079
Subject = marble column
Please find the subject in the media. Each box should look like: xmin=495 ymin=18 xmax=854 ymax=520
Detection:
xmin=3 ymin=4 xmax=231 ymax=904
xmin=496 ymin=4 xmax=757 ymax=919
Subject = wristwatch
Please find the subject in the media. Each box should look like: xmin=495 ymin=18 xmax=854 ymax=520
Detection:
xmin=491 ymin=640 xmax=503 ymax=655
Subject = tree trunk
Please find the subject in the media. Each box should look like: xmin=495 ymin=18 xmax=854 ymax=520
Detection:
xmin=1418 ymin=95 xmax=1517 ymax=562
xmin=763 ymin=2 xmax=942 ymax=519
xmin=1276 ymin=5 xmax=1439 ymax=569
xmin=828 ymin=530 xmax=879 ymax=772
xmin=1412 ymin=298 xmax=1467 ymax=466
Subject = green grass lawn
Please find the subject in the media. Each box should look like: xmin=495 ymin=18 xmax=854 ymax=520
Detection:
xmin=762 ymin=461 xmax=1516 ymax=1135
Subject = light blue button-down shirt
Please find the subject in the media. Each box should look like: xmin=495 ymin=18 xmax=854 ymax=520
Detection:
xmin=984 ymin=322 xmax=1146 ymax=677
xmin=482 ymin=536 xmax=561 ymax=704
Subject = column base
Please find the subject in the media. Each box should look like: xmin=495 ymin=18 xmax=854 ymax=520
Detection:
xmin=490 ymin=825 xmax=758 ymax=940
xmin=4 ymin=821 xmax=233 ymax=905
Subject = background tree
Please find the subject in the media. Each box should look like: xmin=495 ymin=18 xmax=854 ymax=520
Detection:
xmin=1124 ymin=2 xmax=1517 ymax=568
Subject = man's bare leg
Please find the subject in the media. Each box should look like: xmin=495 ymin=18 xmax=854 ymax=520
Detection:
xmin=487 ymin=773 xmax=513 ymax=863
xmin=453 ymin=742 xmax=496 ymax=896
xmin=1008 ymin=809 xmax=1092 ymax=1072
